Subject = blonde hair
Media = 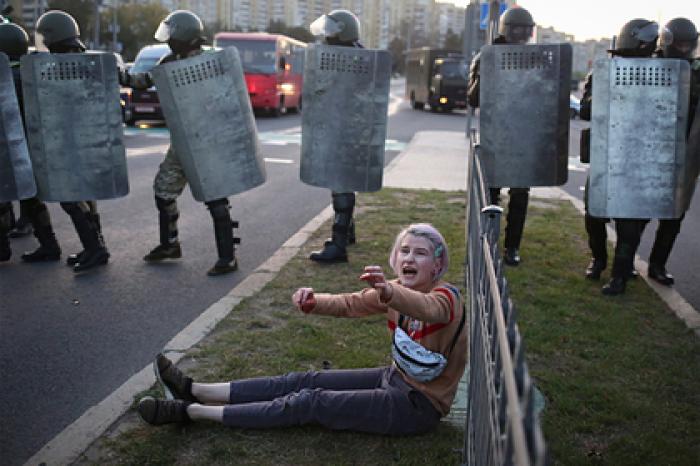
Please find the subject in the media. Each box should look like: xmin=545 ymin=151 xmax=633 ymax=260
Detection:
xmin=388 ymin=223 xmax=449 ymax=280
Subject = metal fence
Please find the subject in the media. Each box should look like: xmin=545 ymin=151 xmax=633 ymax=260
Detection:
xmin=463 ymin=126 xmax=549 ymax=466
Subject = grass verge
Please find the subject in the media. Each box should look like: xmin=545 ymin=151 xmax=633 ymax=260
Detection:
xmin=78 ymin=188 xmax=467 ymax=466
xmin=77 ymin=192 xmax=699 ymax=465
xmin=506 ymin=199 xmax=700 ymax=465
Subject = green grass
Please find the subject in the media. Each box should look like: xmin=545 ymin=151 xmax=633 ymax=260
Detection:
xmin=77 ymin=188 xmax=467 ymax=466
xmin=77 ymin=192 xmax=700 ymax=465
xmin=505 ymin=200 xmax=700 ymax=465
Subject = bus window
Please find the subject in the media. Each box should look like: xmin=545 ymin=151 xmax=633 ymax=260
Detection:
xmin=215 ymin=39 xmax=277 ymax=74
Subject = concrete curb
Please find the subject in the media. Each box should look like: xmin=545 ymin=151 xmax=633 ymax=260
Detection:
xmin=530 ymin=187 xmax=700 ymax=337
xmin=24 ymin=204 xmax=335 ymax=466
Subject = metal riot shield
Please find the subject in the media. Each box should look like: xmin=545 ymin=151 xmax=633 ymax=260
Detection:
xmin=588 ymin=57 xmax=690 ymax=219
xmin=300 ymin=44 xmax=391 ymax=192
xmin=681 ymin=103 xmax=700 ymax=212
xmin=20 ymin=52 xmax=128 ymax=201
xmin=479 ymin=43 xmax=572 ymax=188
xmin=151 ymin=48 xmax=265 ymax=202
xmin=0 ymin=53 xmax=36 ymax=202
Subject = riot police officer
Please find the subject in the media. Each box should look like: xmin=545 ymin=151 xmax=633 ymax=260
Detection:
xmin=29 ymin=10 xmax=109 ymax=272
xmin=467 ymin=6 xmax=535 ymax=266
xmin=581 ymin=19 xmax=660 ymax=295
xmin=0 ymin=21 xmax=62 ymax=263
xmin=306 ymin=9 xmax=362 ymax=263
xmin=645 ymin=18 xmax=699 ymax=286
xmin=122 ymin=10 xmax=239 ymax=276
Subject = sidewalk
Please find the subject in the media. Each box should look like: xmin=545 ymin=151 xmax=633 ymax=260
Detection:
xmin=27 ymin=129 xmax=700 ymax=465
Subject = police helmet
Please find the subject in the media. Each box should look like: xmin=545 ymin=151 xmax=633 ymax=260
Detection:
xmin=498 ymin=7 xmax=534 ymax=44
xmin=0 ymin=22 xmax=29 ymax=60
xmin=310 ymin=9 xmax=360 ymax=45
xmin=615 ymin=19 xmax=659 ymax=57
xmin=659 ymin=18 xmax=698 ymax=59
xmin=35 ymin=10 xmax=83 ymax=52
xmin=155 ymin=10 xmax=204 ymax=46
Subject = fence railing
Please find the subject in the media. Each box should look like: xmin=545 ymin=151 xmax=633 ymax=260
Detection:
xmin=463 ymin=125 xmax=548 ymax=466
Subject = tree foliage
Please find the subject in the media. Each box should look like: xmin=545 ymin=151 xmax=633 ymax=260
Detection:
xmin=443 ymin=28 xmax=462 ymax=51
xmin=388 ymin=36 xmax=407 ymax=74
xmin=115 ymin=2 xmax=168 ymax=60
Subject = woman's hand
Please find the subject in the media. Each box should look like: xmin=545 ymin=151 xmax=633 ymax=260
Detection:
xmin=292 ymin=287 xmax=316 ymax=313
xmin=359 ymin=265 xmax=393 ymax=302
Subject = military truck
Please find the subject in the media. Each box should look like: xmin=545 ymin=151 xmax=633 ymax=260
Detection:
xmin=405 ymin=47 xmax=468 ymax=112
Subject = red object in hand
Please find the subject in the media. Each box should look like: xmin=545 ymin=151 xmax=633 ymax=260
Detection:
xmin=300 ymin=291 xmax=315 ymax=313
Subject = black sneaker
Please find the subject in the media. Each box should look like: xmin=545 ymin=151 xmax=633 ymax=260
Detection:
xmin=144 ymin=242 xmax=182 ymax=262
xmin=155 ymin=353 xmax=197 ymax=402
xmin=137 ymin=396 xmax=190 ymax=425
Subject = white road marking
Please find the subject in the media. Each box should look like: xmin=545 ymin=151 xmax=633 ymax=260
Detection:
xmin=264 ymin=157 xmax=294 ymax=164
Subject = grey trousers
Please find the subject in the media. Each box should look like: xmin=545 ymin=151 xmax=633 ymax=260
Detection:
xmin=222 ymin=366 xmax=441 ymax=435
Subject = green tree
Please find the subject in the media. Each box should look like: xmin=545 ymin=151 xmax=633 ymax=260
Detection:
xmin=443 ymin=28 xmax=462 ymax=51
xmin=115 ymin=2 xmax=168 ymax=60
xmin=388 ymin=36 xmax=406 ymax=74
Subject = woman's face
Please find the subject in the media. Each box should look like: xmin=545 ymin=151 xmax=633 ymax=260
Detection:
xmin=395 ymin=234 xmax=440 ymax=291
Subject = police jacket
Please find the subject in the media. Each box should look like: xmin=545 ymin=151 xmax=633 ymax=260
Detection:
xmin=467 ymin=35 xmax=507 ymax=108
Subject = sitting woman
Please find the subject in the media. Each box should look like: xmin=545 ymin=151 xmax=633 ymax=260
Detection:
xmin=138 ymin=223 xmax=467 ymax=435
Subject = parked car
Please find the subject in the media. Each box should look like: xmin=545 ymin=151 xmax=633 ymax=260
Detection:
xmin=569 ymin=94 xmax=580 ymax=119
xmin=123 ymin=44 xmax=170 ymax=126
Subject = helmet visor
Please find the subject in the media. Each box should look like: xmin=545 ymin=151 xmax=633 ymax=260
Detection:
xmin=310 ymin=15 xmax=343 ymax=38
xmin=154 ymin=20 xmax=171 ymax=42
xmin=634 ymin=22 xmax=659 ymax=44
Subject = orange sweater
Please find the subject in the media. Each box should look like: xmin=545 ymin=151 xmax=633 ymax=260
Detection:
xmin=310 ymin=280 xmax=467 ymax=416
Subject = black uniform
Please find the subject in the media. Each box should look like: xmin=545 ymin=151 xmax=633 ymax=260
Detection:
xmin=467 ymin=36 xmax=529 ymax=264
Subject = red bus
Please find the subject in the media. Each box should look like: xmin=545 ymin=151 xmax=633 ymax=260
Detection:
xmin=213 ymin=32 xmax=306 ymax=116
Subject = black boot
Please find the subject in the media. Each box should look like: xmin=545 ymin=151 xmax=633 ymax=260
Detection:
xmin=0 ymin=204 xmax=11 ymax=261
xmin=61 ymin=203 xmax=109 ymax=272
xmin=310 ymin=192 xmax=354 ymax=263
xmin=21 ymin=224 xmax=61 ymax=262
xmin=585 ymin=258 xmax=606 ymax=280
xmin=145 ymin=197 xmax=182 ymax=262
xmin=0 ymin=233 xmax=9 ymax=262
xmin=9 ymin=201 xmax=33 ymax=238
xmin=206 ymin=199 xmax=238 ymax=276
xmin=67 ymin=212 xmax=103 ymax=266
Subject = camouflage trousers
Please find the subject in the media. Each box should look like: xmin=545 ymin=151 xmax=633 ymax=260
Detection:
xmin=153 ymin=146 xmax=187 ymax=201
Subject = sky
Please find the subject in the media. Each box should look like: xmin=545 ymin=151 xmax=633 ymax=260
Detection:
xmin=448 ymin=0 xmax=700 ymax=41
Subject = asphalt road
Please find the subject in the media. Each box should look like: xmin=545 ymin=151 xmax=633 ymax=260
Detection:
xmin=0 ymin=80 xmax=468 ymax=466
xmin=3 ymin=86 xmax=697 ymax=465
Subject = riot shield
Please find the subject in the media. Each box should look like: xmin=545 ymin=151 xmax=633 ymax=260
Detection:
xmin=588 ymin=57 xmax=690 ymax=219
xmin=681 ymin=103 xmax=700 ymax=212
xmin=479 ymin=43 xmax=572 ymax=188
xmin=20 ymin=52 xmax=128 ymax=201
xmin=151 ymin=47 xmax=265 ymax=203
xmin=300 ymin=44 xmax=391 ymax=192
xmin=0 ymin=53 xmax=36 ymax=202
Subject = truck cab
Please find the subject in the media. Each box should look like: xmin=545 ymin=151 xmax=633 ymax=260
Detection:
xmin=405 ymin=48 xmax=468 ymax=113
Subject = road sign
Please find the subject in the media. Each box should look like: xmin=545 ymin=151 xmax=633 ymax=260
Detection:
xmin=480 ymin=2 xmax=508 ymax=30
